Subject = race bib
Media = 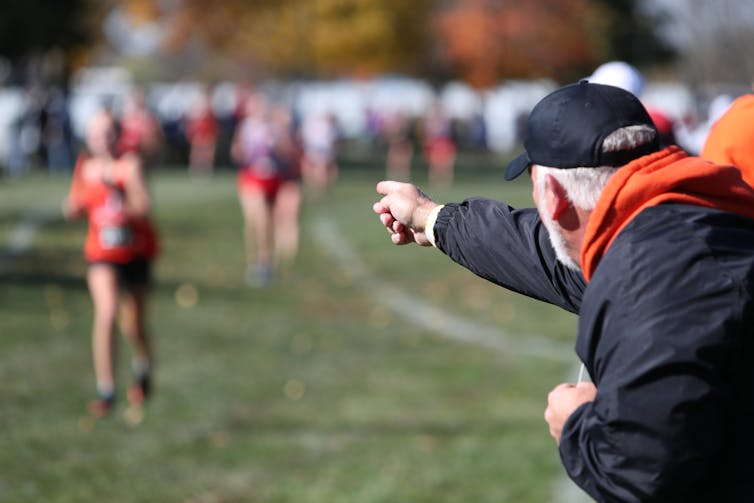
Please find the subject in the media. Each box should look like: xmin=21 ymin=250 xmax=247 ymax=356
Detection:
xmin=99 ymin=225 xmax=133 ymax=249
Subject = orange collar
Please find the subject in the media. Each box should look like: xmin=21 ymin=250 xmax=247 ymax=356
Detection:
xmin=581 ymin=146 xmax=754 ymax=282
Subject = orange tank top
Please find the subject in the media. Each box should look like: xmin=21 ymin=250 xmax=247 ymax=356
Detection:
xmin=69 ymin=155 xmax=158 ymax=263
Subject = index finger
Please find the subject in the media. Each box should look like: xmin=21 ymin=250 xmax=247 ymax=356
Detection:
xmin=376 ymin=180 xmax=405 ymax=196
xmin=373 ymin=200 xmax=388 ymax=214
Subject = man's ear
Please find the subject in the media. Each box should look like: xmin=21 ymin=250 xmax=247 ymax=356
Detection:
xmin=543 ymin=174 xmax=571 ymax=221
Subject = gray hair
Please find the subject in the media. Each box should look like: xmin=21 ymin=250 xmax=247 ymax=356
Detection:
xmin=534 ymin=125 xmax=657 ymax=210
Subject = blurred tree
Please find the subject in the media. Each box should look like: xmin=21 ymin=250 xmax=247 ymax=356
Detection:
xmin=70 ymin=0 xmax=688 ymax=89
xmin=161 ymin=0 xmax=434 ymax=79
xmin=121 ymin=0 xmax=162 ymax=22
xmin=431 ymin=0 xmax=613 ymax=88
xmin=594 ymin=0 xmax=675 ymax=66
xmin=642 ymin=0 xmax=754 ymax=89
xmin=0 ymin=0 xmax=97 ymax=84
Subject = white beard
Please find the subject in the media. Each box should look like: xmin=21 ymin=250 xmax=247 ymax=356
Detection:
xmin=534 ymin=169 xmax=583 ymax=272
xmin=538 ymin=202 xmax=582 ymax=272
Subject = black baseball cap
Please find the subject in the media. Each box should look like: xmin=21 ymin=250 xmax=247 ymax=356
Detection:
xmin=504 ymin=81 xmax=660 ymax=180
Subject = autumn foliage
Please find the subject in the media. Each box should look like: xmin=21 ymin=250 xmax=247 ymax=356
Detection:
xmin=159 ymin=0 xmax=433 ymax=78
xmin=432 ymin=0 xmax=611 ymax=88
xmin=57 ymin=0 xmax=628 ymax=87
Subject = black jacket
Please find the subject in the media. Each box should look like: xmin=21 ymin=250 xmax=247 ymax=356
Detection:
xmin=433 ymin=198 xmax=754 ymax=502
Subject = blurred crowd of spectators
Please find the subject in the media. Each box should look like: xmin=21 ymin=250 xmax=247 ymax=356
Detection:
xmin=0 ymin=66 xmax=749 ymax=179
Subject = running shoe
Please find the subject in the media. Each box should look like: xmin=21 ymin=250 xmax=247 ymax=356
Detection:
xmin=245 ymin=264 xmax=273 ymax=288
xmin=127 ymin=375 xmax=151 ymax=406
xmin=88 ymin=395 xmax=115 ymax=418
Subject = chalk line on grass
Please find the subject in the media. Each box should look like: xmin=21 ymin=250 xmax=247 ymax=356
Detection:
xmin=312 ymin=213 xmax=574 ymax=363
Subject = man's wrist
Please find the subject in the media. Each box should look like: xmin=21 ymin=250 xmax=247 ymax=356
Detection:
xmin=425 ymin=204 xmax=445 ymax=247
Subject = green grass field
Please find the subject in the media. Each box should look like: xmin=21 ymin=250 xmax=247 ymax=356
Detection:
xmin=0 ymin=160 xmax=581 ymax=502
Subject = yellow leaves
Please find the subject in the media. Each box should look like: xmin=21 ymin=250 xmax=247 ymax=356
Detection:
xmin=312 ymin=2 xmax=397 ymax=72
xmin=122 ymin=0 xmax=161 ymax=24
xmin=152 ymin=0 xmax=431 ymax=78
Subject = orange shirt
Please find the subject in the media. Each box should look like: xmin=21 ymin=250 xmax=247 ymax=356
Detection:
xmin=582 ymin=146 xmax=754 ymax=282
xmin=701 ymin=94 xmax=754 ymax=188
xmin=68 ymin=156 xmax=158 ymax=263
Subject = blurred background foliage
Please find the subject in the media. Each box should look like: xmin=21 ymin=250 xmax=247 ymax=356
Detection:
xmin=4 ymin=0 xmax=742 ymax=89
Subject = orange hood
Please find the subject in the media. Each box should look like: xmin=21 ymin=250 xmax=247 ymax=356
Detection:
xmin=581 ymin=146 xmax=754 ymax=282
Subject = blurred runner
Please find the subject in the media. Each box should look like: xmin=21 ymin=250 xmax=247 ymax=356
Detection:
xmin=117 ymin=88 xmax=164 ymax=169
xmin=62 ymin=110 xmax=159 ymax=418
xmin=232 ymin=94 xmax=302 ymax=287
xmin=383 ymin=110 xmax=414 ymax=182
xmin=300 ymin=111 xmax=339 ymax=197
xmin=185 ymin=89 xmax=219 ymax=177
xmin=421 ymin=101 xmax=456 ymax=188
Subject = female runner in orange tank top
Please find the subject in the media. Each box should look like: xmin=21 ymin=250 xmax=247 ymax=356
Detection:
xmin=63 ymin=110 xmax=158 ymax=418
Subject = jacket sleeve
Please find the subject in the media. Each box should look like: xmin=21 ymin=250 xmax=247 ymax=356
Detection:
xmin=433 ymin=197 xmax=586 ymax=313
xmin=558 ymin=237 xmax=739 ymax=502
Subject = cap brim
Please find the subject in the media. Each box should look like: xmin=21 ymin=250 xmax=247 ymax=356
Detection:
xmin=504 ymin=152 xmax=531 ymax=180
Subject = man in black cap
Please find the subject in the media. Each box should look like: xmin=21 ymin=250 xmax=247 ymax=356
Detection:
xmin=373 ymin=81 xmax=754 ymax=501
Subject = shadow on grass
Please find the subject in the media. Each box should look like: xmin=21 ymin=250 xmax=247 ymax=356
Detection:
xmin=218 ymin=411 xmax=526 ymax=438
xmin=1 ymin=247 xmax=87 ymax=289
xmin=0 ymin=247 xmax=264 ymax=309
